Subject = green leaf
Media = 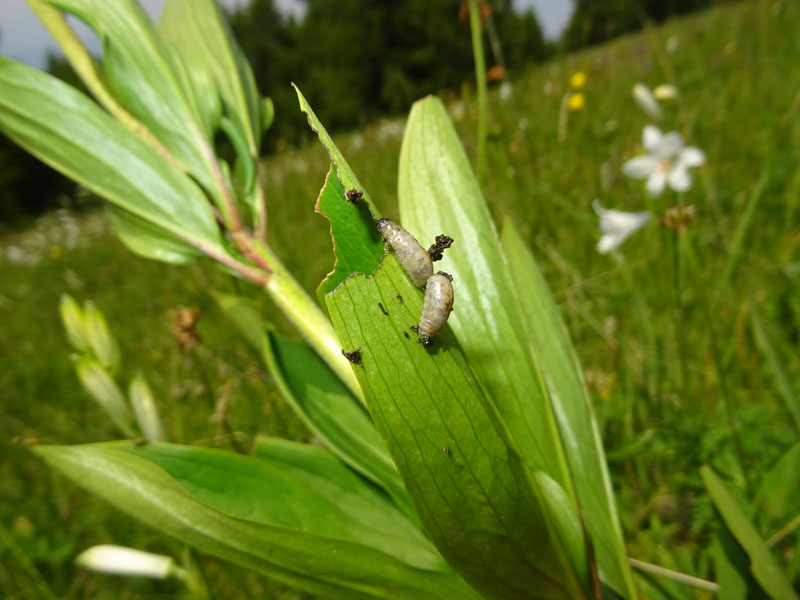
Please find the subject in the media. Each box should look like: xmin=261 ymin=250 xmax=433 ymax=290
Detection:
xmin=315 ymin=165 xmax=385 ymax=303
xmin=502 ymin=220 xmax=635 ymax=598
xmin=701 ymin=465 xmax=799 ymax=600
xmin=327 ymin=255 xmax=586 ymax=599
xmin=0 ymin=59 xmax=226 ymax=259
xmin=42 ymin=0 xmax=219 ymax=194
xmin=750 ymin=305 xmax=800 ymax=434
xmin=113 ymin=442 xmax=439 ymax=571
xmin=159 ymin=0 xmax=261 ymax=152
xmin=59 ymin=293 xmax=88 ymax=352
xmin=107 ymin=205 xmax=204 ymax=265
xmin=34 ymin=443 xmax=480 ymax=599
xmin=397 ymin=96 xmax=574 ymax=507
xmin=128 ymin=373 xmax=167 ymax=442
xmin=74 ymin=357 xmax=135 ymax=437
xmin=294 ymin=85 xmax=380 ymax=219
xmin=82 ymin=300 xmax=121 ymax=372
xmin=212 ymin=292 xmax=411 ymax=516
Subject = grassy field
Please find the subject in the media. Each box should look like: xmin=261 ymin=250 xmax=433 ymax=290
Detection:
xmin=2 ymin=0 xmax=799 ymax=597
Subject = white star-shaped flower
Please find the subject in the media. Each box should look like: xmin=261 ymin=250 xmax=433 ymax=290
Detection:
xmin=623 ymin=125 xmax=706 ymax=197
xmin=593 ymin=200 xmax=651 ymax=254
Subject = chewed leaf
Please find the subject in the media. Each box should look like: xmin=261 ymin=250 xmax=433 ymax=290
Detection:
xmin=326 ymin=255 xmax=585 ymax=599
xmin=294 ymin=85 xmax=380 ymax=219
xmin=316 ymin=165 xmax=385 ymax=303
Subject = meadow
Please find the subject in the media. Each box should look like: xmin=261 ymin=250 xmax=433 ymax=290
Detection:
xmin=1 ymin=0 xmax=799 ymax=597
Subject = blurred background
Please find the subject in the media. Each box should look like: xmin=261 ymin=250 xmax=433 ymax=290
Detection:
xmin=2 ymin=0 xmax=799 ymax=598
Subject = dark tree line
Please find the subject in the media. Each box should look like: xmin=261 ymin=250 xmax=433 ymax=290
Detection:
xmin=229 ymin=0 xmax=547 ymax=148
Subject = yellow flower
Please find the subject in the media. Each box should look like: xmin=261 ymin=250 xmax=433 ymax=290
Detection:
xmin=49 ymin=245 xmax=63 ymax=258
xmin=568 ymin=92 xmax=585 ymax=112
xmin=569 ymin=71 xmax=586 ymax=89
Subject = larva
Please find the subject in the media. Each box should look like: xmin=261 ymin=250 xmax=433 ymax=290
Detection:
xmin=376 ymin=218 xmax=432 ymax=287
xmin=417 ymin=271 xmax=454 ymax=347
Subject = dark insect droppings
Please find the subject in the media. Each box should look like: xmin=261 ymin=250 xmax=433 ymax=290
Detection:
xmin=403 ymin=331 xmax=410 ymax=339
xmin=378 ymin=302 xmax=388 ymax=316
xmin=396 ymin=294 xmax=403 ymax=303
xmin=428 ymin=234 xmax=454 ymax=262
xmin=345 ymin=189 xmax=363 ymax=204
xmin=342 ymin=347 xmax=363 ymax=366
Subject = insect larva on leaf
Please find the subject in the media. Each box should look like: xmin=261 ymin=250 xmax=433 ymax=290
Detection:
xmin=417 ymin=271 xmax=454 ymax=348
xmin=376 ymin=218 xmax=432 ymax=287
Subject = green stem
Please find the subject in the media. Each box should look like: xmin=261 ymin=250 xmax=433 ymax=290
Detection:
xmin=250 ymin=240 xmax=364 ymax=404
xmin=467 ymin=0 xmax=488 ymax=185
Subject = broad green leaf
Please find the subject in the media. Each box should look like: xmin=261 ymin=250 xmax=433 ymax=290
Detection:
xmin=160 ymin=0 xmax=261 ymax=152
xmin=34 ymin=444 xmax=480 ymax=600
xmin=83 ymin=300 xmax=121 ymax=372
xmin=129 ymin=373 xmax=167 ymax=442
xmin=502 ymin=220 xmax=634 ymax=598
xmin=74 ymin=357 xmax=135 ymax=437
xmin=701 ymin=465 xmax=799 ymax=600
xmin=42 ymin=0 xmax=219 ymax=195
xmin=59 ymin=293 xmax=88 ymax=352
xmin=750 ymin=305 xmax=800 ymax=433
xmin=294 ymin=85 xmax=381 ymax=220
xmin=0 ymin=59 xmax=226 ymax=258
xmin=327 ymin=255 xmax=586 ymax=599
xmin=107 ymin=205 xmax=204 ymax=265
xmin=213 ymin=292 xmax=411 ymax=516
xmin=315 ymin=165 xmax=385 ymax=302
xmin=398 ymin=96 xmax=574 ymax=505
xmin=111 ymin=442 xmax=439 ymax=571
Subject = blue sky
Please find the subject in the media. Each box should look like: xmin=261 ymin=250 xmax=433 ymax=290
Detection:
xmin=0 ymin=0 xmax=574 ymax=69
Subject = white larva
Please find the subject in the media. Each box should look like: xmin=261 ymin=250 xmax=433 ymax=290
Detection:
xmin=417 ymin=271 xmax=454 ymax=347
xmin=376 ymin=218 xmax=432 ymax=288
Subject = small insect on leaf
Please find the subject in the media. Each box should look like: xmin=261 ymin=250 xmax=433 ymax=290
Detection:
xmin=403 ymin=331 xmax=410 ymax=339
xmin=345 ymin=189 xmax=363 ymax=204
xmin=428 ymin=234 xmax=454 ymax=262
xmin=443 ymin=445 xmax=451 ymax=455
xmin=341 ymin=347 xmax=363 ymax=366
xmin=417 ymin=272 xmax=454 ymax=348
xmin=396 ymin=294 xmax=403 ymax=303
xmin=376 ymin=218 xmax=432 ymax=287
xmin=378 ymin=302 xmax=388 ymax=316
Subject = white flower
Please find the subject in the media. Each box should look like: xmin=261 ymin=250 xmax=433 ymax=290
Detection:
xmin=76 ymin=545 xmax=174 ymax=579
xmin=653 ymin=84 xmax=678 ymax=100
xmin=632 ymin=83 xmax=663 ymax=120
xmin=622 ymin=125 xmax=706 ymax=197
xmin=593 ymin=200 xmax=651 ymax=254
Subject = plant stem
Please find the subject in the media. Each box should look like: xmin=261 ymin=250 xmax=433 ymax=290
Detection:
xmin=629 ymin=558 xmax=719 ymax=593
xmin=250 ymin=240 xmax=364 ymax=404
xmin=467 ymin=0 xmax=488 ymax=184
xmin=765 ymin=514 xmax=800 ymax=548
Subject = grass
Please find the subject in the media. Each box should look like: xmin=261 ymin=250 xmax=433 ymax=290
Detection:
xmin=2 ymin=0 xmax=800 ymax=597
